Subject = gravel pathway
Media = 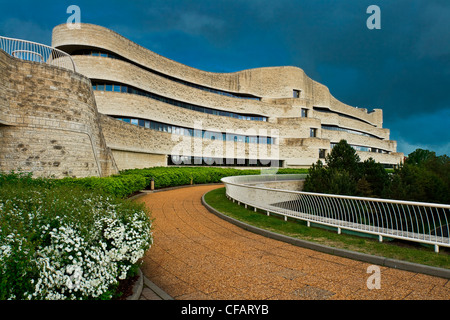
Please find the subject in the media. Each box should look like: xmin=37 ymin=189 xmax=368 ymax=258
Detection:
xmin=138 ymin=185 xmax=450 ymax=300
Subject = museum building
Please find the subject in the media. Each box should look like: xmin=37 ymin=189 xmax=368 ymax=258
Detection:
xmin=0 ymin=23 xmax=403 ymax=177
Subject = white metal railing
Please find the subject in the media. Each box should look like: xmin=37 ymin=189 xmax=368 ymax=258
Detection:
xmin=0 ymin=36 xmax=76 ymax=72
xmin=222 ymin=174 xmax=450 ymax=253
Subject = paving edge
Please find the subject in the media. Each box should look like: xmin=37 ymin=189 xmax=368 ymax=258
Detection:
xmin=127 ymin=268 xmax=174 ymax=300
xmin=126 ymin=269 xmax=144 ymax=300
xmin=143 ymin=277 xmax=174 ymax=300
xmin=201 ymin=193 xmax=450 ymax=280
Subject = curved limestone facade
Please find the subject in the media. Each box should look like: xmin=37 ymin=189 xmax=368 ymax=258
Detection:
xmin=51 ymin=23 xmax=403 ymax=170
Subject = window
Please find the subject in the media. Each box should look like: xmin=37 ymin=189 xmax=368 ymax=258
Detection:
xmin=319 ymin=149 xmax=326 ymax=159
xmin=310 ymin=128 xmax=317 ymax=138
xmin=301 ymin=108 xmax=308 ymax=118
xmin=293 ymin=89 xmax=301 ymax=98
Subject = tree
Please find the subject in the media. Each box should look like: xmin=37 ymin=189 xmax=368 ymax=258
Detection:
xmin=405 ymin=148 xmax=436 ymax=166
xmin=303 ymin=160 xmax=330 ymax=193
xmin=304 ymin=140 xmax=361 ymax=195
xmin=358 ymin=158 xmax=390 ymax=198
xmin=388 ymin=149 xmax=449 ymax=204
xmin=325 ymin=140 xmax=361 ymax=178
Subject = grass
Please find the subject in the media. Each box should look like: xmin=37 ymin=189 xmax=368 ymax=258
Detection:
xmin=203 ymin=187 xmax=450 ymax=269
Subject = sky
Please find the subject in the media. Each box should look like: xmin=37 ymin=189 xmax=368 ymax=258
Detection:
xmin=1 ymin=0 xmax=449 ymax=156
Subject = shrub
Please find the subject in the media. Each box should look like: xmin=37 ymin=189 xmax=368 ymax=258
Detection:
xmin=0 ymin=179 xmax=152 ymax=300
xmin=304 ymin=140 xmax=363 ymax=195
xmin=55 ymin=174 xmax=148 ymax=198
xmin=120 ymin=166 xmax=309 ymax=190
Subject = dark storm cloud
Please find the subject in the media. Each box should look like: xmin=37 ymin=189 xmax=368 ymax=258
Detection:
xmin=1 ymin=0 xmax=449 ymax=155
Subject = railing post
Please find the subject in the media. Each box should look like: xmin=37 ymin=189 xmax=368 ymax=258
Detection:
xmin=435 ymin=244 xmax=439 ymax=253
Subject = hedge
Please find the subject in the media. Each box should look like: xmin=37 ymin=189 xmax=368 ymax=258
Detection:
xmin=120 ymin=167 xmax=309 ymax=191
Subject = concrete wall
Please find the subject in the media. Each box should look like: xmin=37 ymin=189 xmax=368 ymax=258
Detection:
xmin=249 ymin=180 xmax=305 ymax=191
xmin=0 ymin=49 xmax=118 ymax=178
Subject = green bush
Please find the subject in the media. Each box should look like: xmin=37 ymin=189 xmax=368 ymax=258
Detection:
xmin=55 ymin=174 xmax=148 ymax=198
xmin=303 ymin=142 xmax=449 ymax=204
xmin=120 ymin=166 xmax=309 ymax=190
xmin=0 ymin=173 xmax=153 ymax=300
xmin=387 ymin=150 xmax=450 ymax=204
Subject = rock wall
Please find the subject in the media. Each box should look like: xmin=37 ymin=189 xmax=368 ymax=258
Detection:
xmin=0 ymin=49 xmax=118 ymax=178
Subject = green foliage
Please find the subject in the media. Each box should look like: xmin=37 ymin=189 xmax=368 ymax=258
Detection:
xmin=120 ymin=166 xmax=308 ymax=191
xmin=359 ymin=158 xmax=390 ymax=198
xmin=305 ymin=140 xmax=378 ymax=196
xmin=304 ymin=141 xmax=449 ymax=204
xmin=0 ymin=173 xmax=153 ymax=300
xmin=55 ymin=174 xmax=148 ymax=198
xmin=405 ymin=148 xmax=437 ymax=166
xmin=387 ymin=152 xmax=450 ymax=204
xmin=325 ymin=139 xmax=361 ymax=177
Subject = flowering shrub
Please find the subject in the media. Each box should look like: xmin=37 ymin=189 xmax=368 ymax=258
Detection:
xmin=0 ymin=178 xmax=153 ymax=300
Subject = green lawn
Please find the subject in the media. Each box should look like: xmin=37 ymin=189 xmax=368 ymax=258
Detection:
xmin=204 ymin=187 xmax=450 ymax=269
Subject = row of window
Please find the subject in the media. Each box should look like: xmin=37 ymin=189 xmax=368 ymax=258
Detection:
xmin=168 ymin=155 xmax=283 ymax=167
xmin=92 ymin=81 xmax=268 ymax=122
xmin=322 ymin=125 xmax=382 ymax=140
xmin=113 ymin=116 xmax=276 ymax=144
xmin=330 ymin=143 xmax=389 ymax=154
xmin=73 ymin=49 xmax=261 ymax=101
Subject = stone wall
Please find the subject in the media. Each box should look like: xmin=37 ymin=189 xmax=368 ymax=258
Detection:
xmin=0 ymin=50 xmax=118 ymax=178
xmin=100 ymin=114 xmax=280 ymax=163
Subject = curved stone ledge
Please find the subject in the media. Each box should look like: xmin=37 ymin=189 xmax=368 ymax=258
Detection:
xmin=73 ymin=56 xmax=275 ymax=118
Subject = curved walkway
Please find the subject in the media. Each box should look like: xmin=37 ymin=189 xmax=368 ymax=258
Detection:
xmin=138 ymin=185 xmax=450 ymax=300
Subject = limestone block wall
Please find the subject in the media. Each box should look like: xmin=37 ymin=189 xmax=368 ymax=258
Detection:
xmin=95 ymin=92 xmax=284 ymax=138
xmin=100 ymin=114 xmax=280 ymax=162
xmin=73 ymin=56 xmax=280 ymax=119
xmin=0 ymin=50 xmax=118 ymax=178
